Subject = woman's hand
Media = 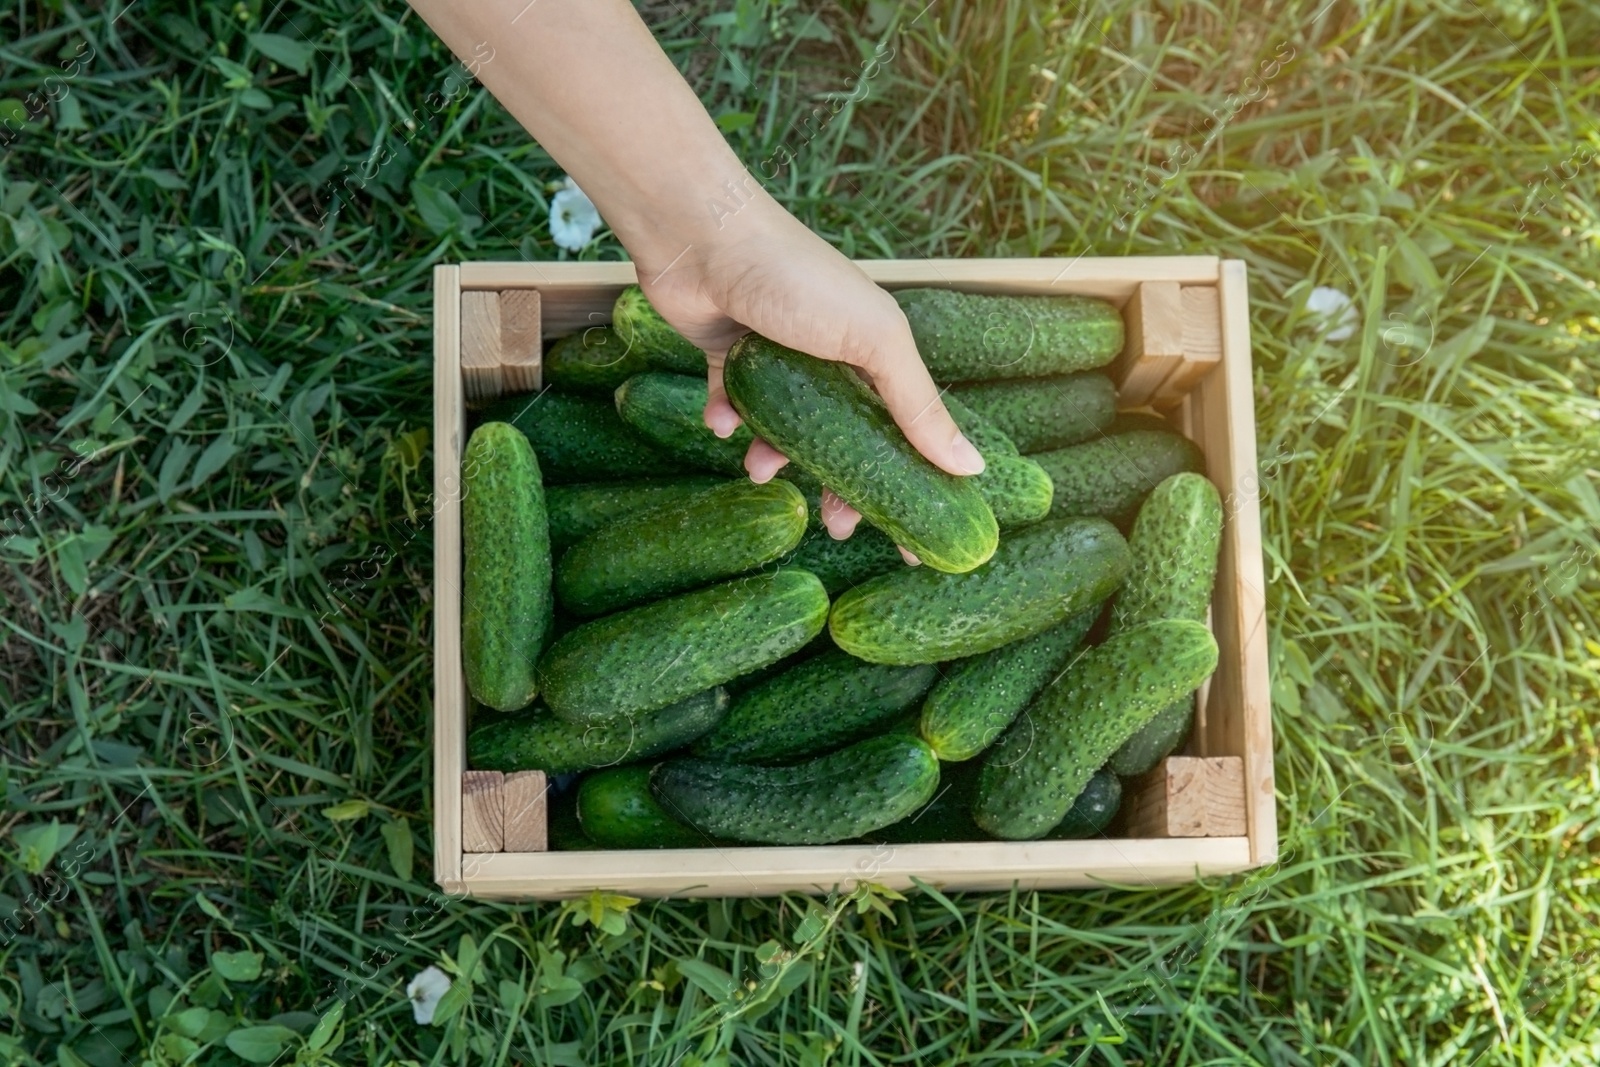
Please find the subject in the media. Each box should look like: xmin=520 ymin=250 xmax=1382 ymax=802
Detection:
xmin=396 ymin=0 xmax=978 ymax=559
xmin=633 ymin=193 xmax=985 ymax=555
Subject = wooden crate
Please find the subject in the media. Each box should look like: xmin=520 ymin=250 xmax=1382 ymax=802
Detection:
xmin=432 ymin=257 xmax=1274 ymax=899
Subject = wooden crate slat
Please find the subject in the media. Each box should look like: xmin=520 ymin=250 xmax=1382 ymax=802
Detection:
xmin=1191 ymin=261 xmax=1276 ymax=866
xmin=457 ymin=837 xmax=1254 ymax=899
xmin=1123 ymin=757 xmax=1247 ymax=838
xmin=432 ymin=264 xmax=465 ymax=891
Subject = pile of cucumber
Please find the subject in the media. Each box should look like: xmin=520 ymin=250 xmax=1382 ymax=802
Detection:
xmin=462 ymin=285 xmax=1222 ymax=849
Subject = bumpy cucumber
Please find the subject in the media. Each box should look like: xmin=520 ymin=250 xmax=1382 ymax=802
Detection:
xmin=693 ymin=648 xmax=938 ymax=763
xmin=461 ymin=422 xmax=552 ymax=711
xmin=614 ymin=372 xmax=753 ymax=477
xmin=539 ymin=569 xmax=829 ymax=723
xmin=1106 ymin=410 xmax=1175 ymax=435
xmin=865 ymin=757 xmax=983 ymax=844
xmin=543 ymin=326 xmax=652 ymax=394
xmin=548 ymin=783 xmax=601 ymax=851
xmin=546 ymin=476 xmax=726 ymax=553
xmin=723 ymin=334 xmax=997 ymax=573
xmin=1045 ymin=768 xmax=1122 ymax=838
xmin=943 ymin=392 xmax=1052 ymax=528
xmin=1029 ymin=429 xmax=1205 ymax=527
xmin=918 ymin=609 xmax=1096 ymax=762
xmin=1105 ymin=472 xmax=1221 ymax=772
xmin=977 ymin=454 xmax=1054 ymax=528
xmin=950 ymin=373 xmax=1117 ymax=453
xmin=577 ymin=765 xmax=713 ymax=849
xmin=779 ymin=526 xmax=905 ymax=596
xmin=973 ymin=620 xmax=1219 ymax=840
xmin=612 ymin=285 xmax=705 ymax=375
xmin=1111 ymin=472 xmax=1223 ymax=630
xmin=651 ymin=734 xmax=941 ymax=845
xmin=554 ymin=479 xmax=807 ymax=616
xmin=893 ymin=288 xmax=1124 ymax=382
xmin=466 ymin=687 xmax=730 ymax=774
xmin=481 ymin=392 xmax=679 ymax=483
xmin=1106 ymin=694 xmax=1195 ymax=777
xmin=829 ymin=516 xmax=1130 ymax=665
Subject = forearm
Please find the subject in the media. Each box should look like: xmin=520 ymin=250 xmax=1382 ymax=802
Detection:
xmin=404 ymin=0 xmax=766 ymax=267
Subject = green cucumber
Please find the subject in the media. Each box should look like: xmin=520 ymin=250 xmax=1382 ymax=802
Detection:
xmin=554 ymin=479 xmax=808 ymax=616
xmin=779 ymin=525 xmax=906 ymax=596
xmin=614 ymin=372 xmax=753 ymax=477
xmin=1110 ymin=472 xmax=1223 ymax=630
xmin=548 ymin=783 xmax=601 ymax=850
xmin=539 ymin=569 xmax=829 ymax=723
xmin=723 ymin=334 xmax=997 ymax=573
xmin=1106 ymin=410 xmax=1175 ymax=435
xmin=543 ymin=326 xmax=651 ymax=394
xmin=612 ymin=285 xmax=706 ymax=375
xmin=829 ymin=516 xmax=1130 ymax=665
xmin=1105 ymin=472 xmax=1221 ymax=773
xmin=1029 ymin=429 xmax=1205 ymax=527
xmin=1106 ymin=694 xmax=1195 ymax=777
xmin=467 ymin=687 xmax=730 ymax=774
xmin=481 ymin=392 xmax=679 ymax=483
xmin=976 ymin=453 xmax=1054 ymax=528
xmin=941 ymin=392 xmax=1018 ymax=457
xmin=866 ymin=757 xmax=984 ymax=844
xmin=918 ymin=609 xmax=1096 ymax=762
xmin=693 ymin=649 xmax=938 ymax=763
xmin=973 ymin=619 xmax=1219 ymax=840
xmin=893 ymin=288 xmax=1124 ymax=382
xmin=1045 ymin=768 xmax=1122 ymax=838
xmin=546 ymin=476 xmax=727 ymax=553
xmin=461 ymin=422 xmax=552 ymax=711
xmin=943 ymin=392 xmax=1052 ymax=528
xmin=577 ymin=765 xmax=713 ymax=849
xmin=651 ymin=734 xmax=940 ymax=845
xmin=949 ymin=373 xmax=1117 ymax=453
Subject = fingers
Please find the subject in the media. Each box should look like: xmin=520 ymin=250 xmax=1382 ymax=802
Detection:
xmin=704 ymin=361 xmax=743 ymax=439
xmin=855 ymin=317 xmax=986 ymax=478
xmin=744 ymin=438 xmax=789 ymax=484
xmin=897 ymin=545 xmax=921 ymax=566
xmin=820 ymin=488 xmax=861 ymax=539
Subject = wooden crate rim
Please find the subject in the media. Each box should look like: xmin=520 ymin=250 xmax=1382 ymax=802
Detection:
xmin=432 ymin=256 xmax=1275 ymax=899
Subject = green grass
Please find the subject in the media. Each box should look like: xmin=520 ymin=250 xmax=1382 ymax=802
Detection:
xmin=3 ymin=0 xmax=1599 ymax=1063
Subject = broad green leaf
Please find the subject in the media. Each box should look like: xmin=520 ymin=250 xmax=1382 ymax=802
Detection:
xmin=381 ymin=818 xmax=413 ymax=881
xmin=224 ymin=1024 xmax=297 ymax=1063
xmin=189 ymin=435 xmax=238 ymax=484
xmin=12 ymin=820 xmax=78 ymax=874
xmin=158 ymin=439 xmax=197 ymax=503
xmin=321 ymin=799 xmax=369 ymax=822
xmin=211 ymin=949 xmax=263 ymax=982
xmin=163 ymin=1006 xmax=211 ymax=1039
xmin=248 ymin=32 xmax=316 ymax=75
xmin=674 ymin=958 xmax=735 ymax=1002
xmin=307 ymin=1001 xmax=344 ymax=1052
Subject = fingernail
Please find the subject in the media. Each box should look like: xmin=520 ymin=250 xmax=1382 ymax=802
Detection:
xmin=706 ymin=409 xmax=740 ymax=439
xmin=950 ymin=433 xmax=986 ymax=475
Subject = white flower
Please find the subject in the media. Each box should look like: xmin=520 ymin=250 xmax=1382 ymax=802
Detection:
xmin=549 ymin=177 xmax=601 ymax=252
xmin=406 ymin=965 xmax=451 ymax=1025
xmin=1305 ymin=285 xmax=1359 ymax=342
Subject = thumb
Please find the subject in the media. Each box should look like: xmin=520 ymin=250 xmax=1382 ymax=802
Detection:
xmin=859 ymin=324 xmax=986 ymax=477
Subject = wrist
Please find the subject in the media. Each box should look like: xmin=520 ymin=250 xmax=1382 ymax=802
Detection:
xmin=603 ymin=153 xmax=784 ymax=279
